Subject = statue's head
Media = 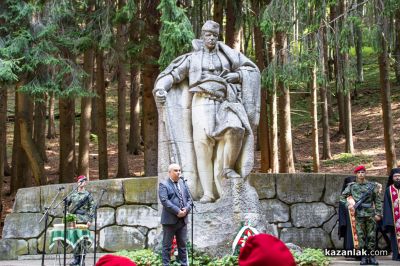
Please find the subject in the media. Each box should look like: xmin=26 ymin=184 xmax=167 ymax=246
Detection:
xmin=201 ymin=20 xmax=219 ymax=50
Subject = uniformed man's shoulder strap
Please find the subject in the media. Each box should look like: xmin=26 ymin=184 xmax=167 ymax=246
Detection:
xmin=346 ymin=182 xmax=356 ymax=187
xmin=344 ymin=182 xmax=355 ymax=193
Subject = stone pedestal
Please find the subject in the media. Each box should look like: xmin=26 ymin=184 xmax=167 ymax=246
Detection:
xmin=187 ymin=177 xmax=265 ymax=256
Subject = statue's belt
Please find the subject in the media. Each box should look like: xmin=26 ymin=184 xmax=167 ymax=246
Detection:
xmin=189 ymin=83 xmax=226 ymax=99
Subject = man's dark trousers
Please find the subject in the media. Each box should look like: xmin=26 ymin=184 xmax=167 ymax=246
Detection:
xmin=162 ymin=218 xmax=188 ymax=266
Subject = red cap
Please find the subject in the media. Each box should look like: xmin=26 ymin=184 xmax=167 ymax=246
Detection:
xmin=354 ymin=165 xmax=366 ymax=173
xmin=76 ymin=175 xmax=87 ymax=182
xmin=239 ymin=234 xmax=296 ymax=266
xmin=95 ymin=254 xmax=136 ymax=266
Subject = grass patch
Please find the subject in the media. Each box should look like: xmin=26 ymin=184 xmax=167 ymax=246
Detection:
xmin=322 ymin=153 xmax=373 ymax=167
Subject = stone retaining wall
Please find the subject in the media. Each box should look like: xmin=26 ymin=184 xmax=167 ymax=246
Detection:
xmin=0 ymin=174 xmax=387 ymax=259
xmin=248 ymin=173 xmax=386 ymax=249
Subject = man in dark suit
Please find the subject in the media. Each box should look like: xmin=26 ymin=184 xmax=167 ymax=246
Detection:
xmin=159 ymin=164 xmax=192 ymax=266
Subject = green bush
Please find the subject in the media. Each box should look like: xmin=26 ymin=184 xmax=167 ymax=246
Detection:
xmin=66 ymin=213 xmax=77 ymax=222
xmin=117 ymin=249 xmax=162 ymax=266
xmin=292 ymin=248 xmax=330 ymax=266
xmin=116 ymin=249 xmax=238 ymax=266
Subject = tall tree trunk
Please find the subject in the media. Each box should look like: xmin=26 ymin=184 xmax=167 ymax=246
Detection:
xmin=11 ymin=91 xmax=21 ymax=193
xmin=46 ymin=92 xmax=56 ymax=139
xmin=20 ymin=118 xmax=43 ymax=185
xmin=354 ymin=0 xmax=364 ymax=83
xmin=344 ymin=90 xmax=354 ymax=153
xmin=276 ymin=31 xmax=295 ymax=173
xmin=95 ymin=49 xmax=109 ymax=179
xmin=267 ymin=37 xmax=279 ymax=173
xmin=319 ymin=23 xmax=332 ymax=159
xmin=128 ymin=65 xmax=142 ymax=155
xmin=142 ymin=0 xmax=161 ymax=176
xmin=269 ymin=90 xmax=279 ymax=173
xmin=340 ymin=0 xmax=354 ymax=153
xmin=116 ymin=0 xmax=129 ymax=178
xmin=252 ymin=0 xmax=270 ymax=172
xmin=213 ymin=0 xmax=224 ymax=39
xmin=33 ymin=97 xmax=47 ymax=184
xmin=0 ymin=86 xmax=9 ymax=177
xmin=12 ymin=89 xmax=33 ymax=192
xmin=376 ymin=0 xmax=397 ymax=173
xmin=190 ymin=0 xmax=202 ymax=37
xmin=0 ymin=84 xmax=6 ymax=212
xmin=333 ymin=2 xmax=345 ymax=136
xmin=91 ymin=90 xmax=99 ymax=134
xmin=34 ymin=98 xmax=47 ymax=161
xmin=311 ymin=62 xmax=319 ymax=172
xmin=128 ymin=16 xmax=142 ymax=155
xmin=78 ymin=49 xmax=94 ymax=178
xmin=394 ymin=9 xmax=400 ymax=85
xmin=59 ymin=97 xmax=75 ymax=183
xmin=225 ymin=0 xmax=242 ymax=51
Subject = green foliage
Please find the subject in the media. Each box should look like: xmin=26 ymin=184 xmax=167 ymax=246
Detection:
xmin=260 ymin=0 xmax=294 ymax=39
xmin=90 ymin=134 xmax=98 ymax=143
xmin=0 ymin=0 xmax=102 ymax=100
xmin=0 ymin=58 xmax=21 ymax=82
xmin=117 ymin=249 xmax=162 ymax=266
xmin=292 ymin=248 xmax=330 ymax=266
xmin=66 ymin=213 xmax=77 ymax=222
xmin=157 ymin=0 xmax=194 ymax=70
xmin=113 ymin=0 xmax=136 ymax=25
xmin=116 ymin=249 xmax=238 ymax=266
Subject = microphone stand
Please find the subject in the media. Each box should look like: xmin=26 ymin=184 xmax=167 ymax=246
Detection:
xmin=93 ymin=189 xmax=106 ymax=265
xmin=54 ymin=184 xmax=80 ymax=266
xmin=180 ymin=176 xmax=196 ymax=266
xmin=39 ymin=187 xmax=64 ymax=266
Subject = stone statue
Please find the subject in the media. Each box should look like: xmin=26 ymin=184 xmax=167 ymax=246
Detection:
xmin=154 ymin=20 xmax=260 ymax=203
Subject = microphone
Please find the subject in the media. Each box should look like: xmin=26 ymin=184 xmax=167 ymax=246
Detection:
xmin=58 ymin=186 xmax=65 ymax=191
xmin=101 ymin=188 xmax=107 ymax=193
xmin=179 ymin=175 xmax=187 ymax=182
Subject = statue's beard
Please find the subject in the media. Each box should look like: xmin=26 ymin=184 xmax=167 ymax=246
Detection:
xmin=394 ymin=180 xmax=400 ymax=189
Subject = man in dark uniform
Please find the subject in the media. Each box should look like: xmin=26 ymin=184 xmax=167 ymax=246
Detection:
xmin=159 ymin=164 xmax=192 ymax=266
xmin=67 ymin=175 xmax=95 ymax=266
xmin=383 ymin=168 xmax=400 ymax=261
xmin=340 ymin=165 xmax=383 ymax=265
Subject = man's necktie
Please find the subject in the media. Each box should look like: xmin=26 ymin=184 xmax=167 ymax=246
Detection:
xmin=175 ymin=182 xmax=184 ymax=209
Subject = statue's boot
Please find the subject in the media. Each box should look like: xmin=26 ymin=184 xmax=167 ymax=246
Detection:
xmin=199 ymin=194 xmax=215 ymax=203
xmin=220 ymin=168 xmax=240 ymax=179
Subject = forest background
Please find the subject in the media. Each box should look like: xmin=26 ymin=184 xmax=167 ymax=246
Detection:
xmin=0 ymin=0 xmax=399 ymax=232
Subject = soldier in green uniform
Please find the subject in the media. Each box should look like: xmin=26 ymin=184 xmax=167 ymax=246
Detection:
xmin=67 ymin=175 xmax=95 ymax=266
xmin=340 ymin=165 xmax=383 ymax=265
